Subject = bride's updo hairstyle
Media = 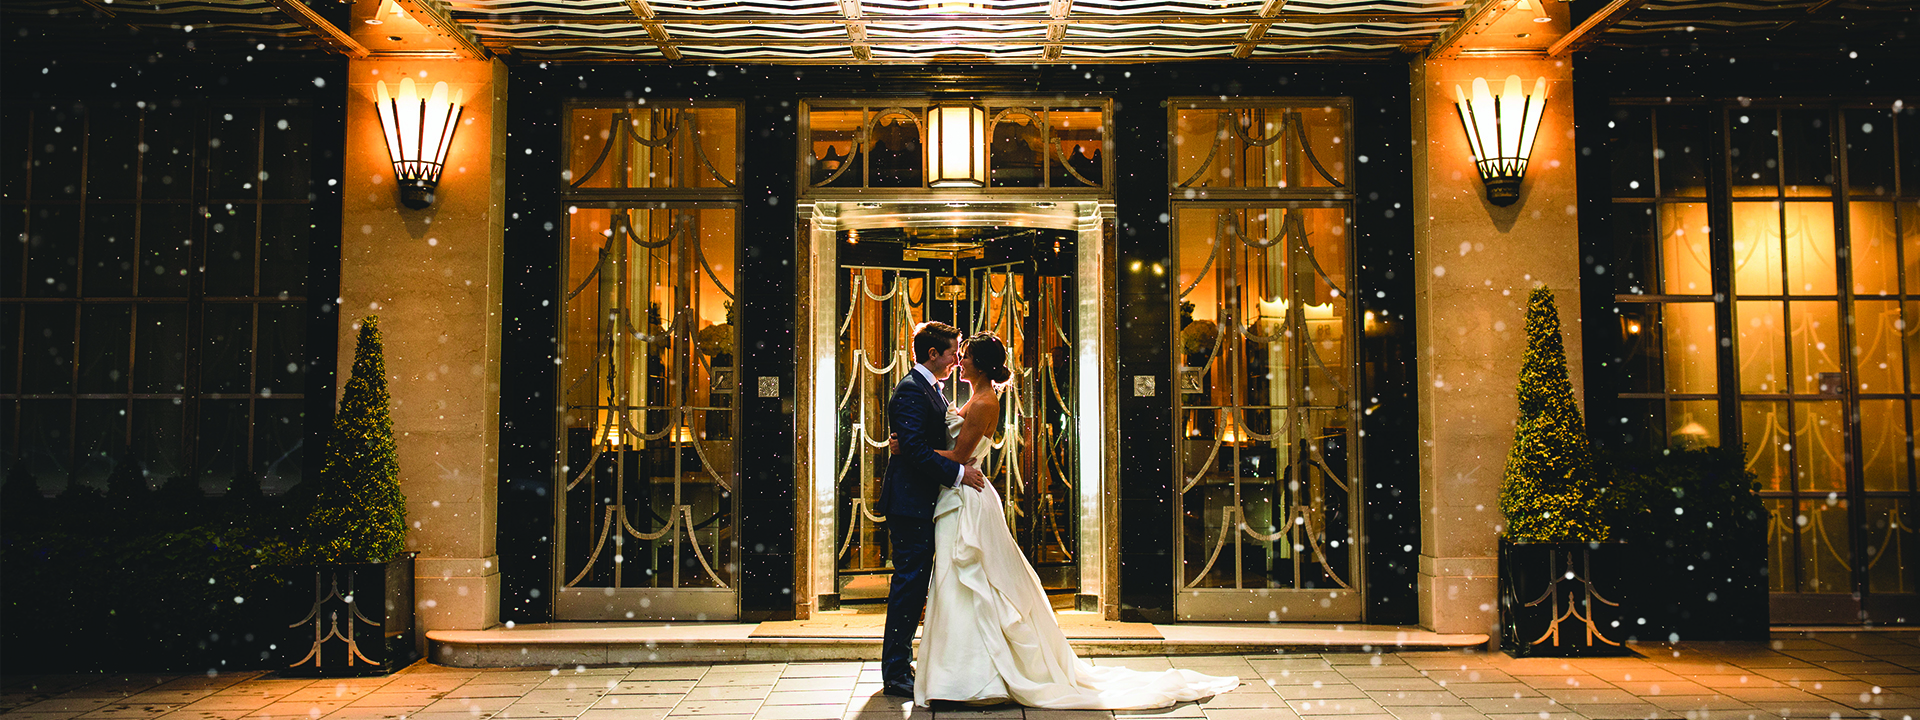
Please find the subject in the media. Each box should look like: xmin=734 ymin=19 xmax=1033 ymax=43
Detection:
xmin=966 ymin=333 xmax=1013 ymax=384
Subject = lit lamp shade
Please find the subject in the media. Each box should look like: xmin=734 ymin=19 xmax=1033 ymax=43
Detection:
xmin=1453 ymin=75 xmax=1547 ymax=206
xmin=926 ymin=104 xmax=986 ymax=188
xmin=375 ymin=77 xmax=465 ymax=209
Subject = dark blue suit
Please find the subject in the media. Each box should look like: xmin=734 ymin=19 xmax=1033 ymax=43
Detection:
xmin=876 ymin=368 xmax=961 ymax=686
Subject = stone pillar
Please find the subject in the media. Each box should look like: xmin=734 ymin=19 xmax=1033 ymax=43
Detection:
xmin=1410 ymin=56 xmax=1582 ymax=636
xmin=338 ymin=57 xmax=507 ymax=633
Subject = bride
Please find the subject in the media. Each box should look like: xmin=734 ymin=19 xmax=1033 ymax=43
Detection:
xmin=892 ymin=332 xmax=1240 ymax=709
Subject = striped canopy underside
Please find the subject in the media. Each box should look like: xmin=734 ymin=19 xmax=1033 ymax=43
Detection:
xmin=3 ymin=0 xmax=1913 ymax=62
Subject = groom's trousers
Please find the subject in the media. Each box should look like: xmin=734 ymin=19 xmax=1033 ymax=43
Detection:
xmin=881 ymin=515 xmax=935 ymax=685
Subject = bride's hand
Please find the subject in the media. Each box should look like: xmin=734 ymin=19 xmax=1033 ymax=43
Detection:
xmin=887 ymin=433 xmax=901 ymax=454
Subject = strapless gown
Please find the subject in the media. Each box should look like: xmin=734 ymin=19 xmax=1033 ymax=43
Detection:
xmin=915 ymin=406 xmax=1240 ymax=709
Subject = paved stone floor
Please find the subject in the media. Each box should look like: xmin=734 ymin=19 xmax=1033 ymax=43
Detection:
xmin=4 ymin=631 xmax=1918 ymax=720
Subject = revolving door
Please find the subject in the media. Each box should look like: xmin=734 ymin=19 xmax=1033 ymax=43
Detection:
xmin=802 ymin=200 xmax=1112 ymax=613
xmin=830 ymin=226 xmax=1081 ymax=602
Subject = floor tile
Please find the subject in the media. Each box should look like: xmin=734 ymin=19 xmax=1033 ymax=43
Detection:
xmin=1539 ymin=688 xmax=1645 ymax=704
xmin=748 ymin=705 xmax=843 ymax=720
xmin=419 ymin=697 xmax=516 ymax=715
xmin=762 ymin=693 xmax=852 ymax=707
xmin=1366 ymin=692 xmax=1470 ymax=707
xmin=1556 ymin=702 xmax=1676 ymax=719
xmin=593 ymin=696 xmax=682 ymax=710
xmin=1608 ymin=683 xmax=1711 ymax=697
xmin=1461 ymin=697 xmax=1563 ymax=714
xmin=1024 ymin=710 xmax=1120 ymax=720
xmin=1445 ymin=684 xmax=1542 ymax=699
xmin=1288 ymin=698 xmax=1390 ymax=715
xmin=779 ymin=666 xmax=863 ymax=680
xmin=1382 ymin=706 xmax=1490 ymax=720
xmin=1200 ymin=710 xmax=1302 ymax=720
xmin=770 ymin=680 xmax=857 ymax=694
xmin=1265 ymin=673 xmax=1356 ymax=687
xmin=1421 ymin=672 xmax=1517 ymax=686
xmin=1354 ymin=680 xmax=1447 ymax=693
xmin=666 ymin=700 xmax=764 ymax=717
xmin=1641 ymin=695 xmax=1758 ymax=711
xmin=495 ymin=700 xmax=598 ymax=718
xmin=610 ymin=682 xmax=698 ymax=696
xmin=624 ymin=669 xmax=708 ymax=682
xmin=1275 ymin=686 xmax=1372 ymax=700
xmin=577 ymin=710 xmax=674 ymax=720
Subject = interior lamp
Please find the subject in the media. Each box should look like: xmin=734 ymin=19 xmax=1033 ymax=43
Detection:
xmin=375 ymin=77 xmax=465 ymax=209
xmin=1453 ymin=75 xmax=1547 ymax=207
xmin=926 ymin=104 xmax=987 ymax=188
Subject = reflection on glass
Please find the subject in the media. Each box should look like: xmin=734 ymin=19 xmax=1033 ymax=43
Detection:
xmin=1744 ymin=401 xmax=1790 ymax=492
xmin=1852 ymin=202 xmax=1900 ymax=295
xmin=1618 ymin=304 xmax=1659 ymax=393
xmin=1791 ymin=302 xmax=1841 ymax=394
xmin=1656 ymin=107 xmax=1709 ymax=196
xmin=1781 ymin=109 xmax=1834 ymax=196
xmin=1613 ymin=205 xmax=1656 ymax=294
xmin=1663 ymin=302 xmax=1717 ymax=393
xmin=1660 ymin=203 xmax=1713 ymax=294
xmin=1736 ymin=301 xmax=1784 ymax=393
xmin=1865 ymin=498 xmax=1916 ymax=593
xmin=1859 ymin=400 xmax=1909 ymax=493
xmin=1668 ymin=399 xmax=1719 ymax=450
xmin=1905 ymin=202 xmax=1920 ymax=293
xmin=1797 ymin=499 xmax=1851 ymax=592
xmin=1854 ymin=300 xmax=1903 ymax=394
xmin=1796 ymin=401 xmax=1846 ymax=493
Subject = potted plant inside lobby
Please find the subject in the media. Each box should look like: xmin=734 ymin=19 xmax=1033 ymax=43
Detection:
xmin=266 ymin=316 xmax=417 ymax=676
xmin=1497 ymin=288 xmax=1631 ymax=657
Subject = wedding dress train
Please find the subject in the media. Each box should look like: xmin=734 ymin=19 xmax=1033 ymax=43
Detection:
xmin=915 ymin=408 xmax=1239 ymax=709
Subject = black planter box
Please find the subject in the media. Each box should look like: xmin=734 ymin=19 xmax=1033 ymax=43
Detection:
xmin=1498 ymin=540 xmax=1634 ymax=657
xmin=270 ymin=552 xmax=417 ymax=676
xmin=1623 ymin=541 xmax=1769 ymax=642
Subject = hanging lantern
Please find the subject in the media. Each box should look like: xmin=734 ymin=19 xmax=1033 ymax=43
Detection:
xmin=1453 ymin=75 xmax=1548 ymax=207
xmin=374 ymin=77 xmax=465 ymax=209
xmin=926 ymin=103 xmax=987 ymax=188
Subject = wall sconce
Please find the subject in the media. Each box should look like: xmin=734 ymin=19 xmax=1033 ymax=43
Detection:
xmin=926 ymin=104 xmax=986 ymax=188
xmin=375 ymin=77 xmax=465 ymax=209
xmin=1453 ymin=75 xmax=1547 ymax=207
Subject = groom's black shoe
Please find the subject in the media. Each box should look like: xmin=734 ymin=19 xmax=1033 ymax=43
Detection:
xmin=882 ymin=676 xmax=915 ymax=698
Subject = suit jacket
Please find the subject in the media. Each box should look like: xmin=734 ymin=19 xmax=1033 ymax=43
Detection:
xmin=875 ymin=369 xmax=961 ymax=522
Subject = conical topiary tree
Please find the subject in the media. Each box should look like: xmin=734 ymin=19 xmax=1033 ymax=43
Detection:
xmin=295 ymin=316 xmax=406 ymax=564
xmin=1501 ymin=287 xmax=1608 ymax=543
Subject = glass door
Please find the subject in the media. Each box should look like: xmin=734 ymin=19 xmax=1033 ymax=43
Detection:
xmin=831 ymin=227 xmax=1080 ymax=605
xmin=1172 ymin=205 xmax=1361 ymax=621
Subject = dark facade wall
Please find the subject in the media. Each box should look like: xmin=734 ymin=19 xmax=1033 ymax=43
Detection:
xmin=0 ymin=58 xmax=346 ymax=499
xmin=496 ymin=62 xmax=1419 ymax=625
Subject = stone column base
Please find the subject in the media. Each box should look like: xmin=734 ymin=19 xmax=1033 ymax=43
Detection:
xmin=1418 ymin=554 xmax=1498 ymax=638
xmin=418 ymin=555 xmax=502 ymax=633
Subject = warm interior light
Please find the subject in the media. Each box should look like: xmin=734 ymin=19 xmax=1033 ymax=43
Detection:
xmin=366 ymin=0 xmax=402 ymax=25
xmin=926 ymin=104 xmax=987 ymax=188
xmin=374 ymin=76 xmax=465 ymax=209
xmin=1454 ymin=75 xmax=1547 ymax=207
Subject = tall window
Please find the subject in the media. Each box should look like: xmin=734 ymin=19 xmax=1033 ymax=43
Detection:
xmin=2 ymin=100 xmax=317 ymax=497
xmin=556 ymin=102 xmax=742 ymax=620
xmin=1610 ymin=102 xmax=1919 ymax=618
xmin=1168 ymin=99 xmax=1361 ymax=621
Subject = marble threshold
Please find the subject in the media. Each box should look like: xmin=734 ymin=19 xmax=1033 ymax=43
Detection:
xmin=425 ymin=618 xmax=1489 ymax=667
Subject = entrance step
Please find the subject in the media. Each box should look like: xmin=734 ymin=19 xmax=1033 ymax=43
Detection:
xmin=426 ymin=613 xmax=1489 ymax=667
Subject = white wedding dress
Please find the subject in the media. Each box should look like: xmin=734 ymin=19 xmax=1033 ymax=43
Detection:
xmin=915 ymin=405 xmax=1240 ymax=709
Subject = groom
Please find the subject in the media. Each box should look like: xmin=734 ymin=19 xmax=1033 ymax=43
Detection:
xmin=876 ymin=320 xmax=987 ymax=698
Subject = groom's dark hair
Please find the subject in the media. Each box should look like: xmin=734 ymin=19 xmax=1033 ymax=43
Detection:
xmin=913 ymin=321 xmax=961 ymax=364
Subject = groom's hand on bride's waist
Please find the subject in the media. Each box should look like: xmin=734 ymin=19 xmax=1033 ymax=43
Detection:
xmin=961 ymin=465 xmax=987 ymax=491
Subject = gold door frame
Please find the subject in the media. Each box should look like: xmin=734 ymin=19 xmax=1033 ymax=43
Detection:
xmin=797 ymin=200 xmax=1116 ymax=617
